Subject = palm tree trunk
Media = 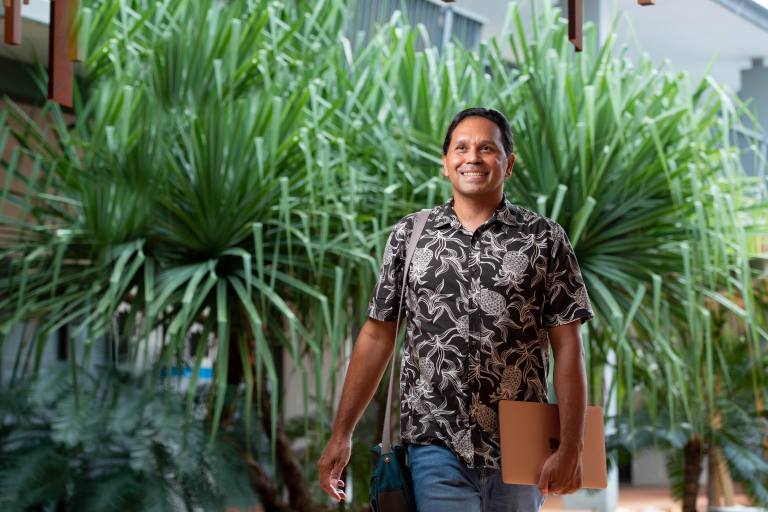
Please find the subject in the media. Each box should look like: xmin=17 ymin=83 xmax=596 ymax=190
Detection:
xmin=683 ymin=437 xmax=703 ymax=512
xmin=242 ymin=453 xmax=296 ymax=512
xmin=259 ymin=377 xmax=316 ymax=512
xmin=226 ymin=316 xmax=315 ymax=512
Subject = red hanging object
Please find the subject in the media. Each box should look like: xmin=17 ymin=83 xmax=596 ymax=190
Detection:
xmin=4 ymin=0 xmax=21 ymax=46
xmin=568 ymin=0 xmax=583 ymax=52
xmin=48 ymin=0 xmax=73 ymax=108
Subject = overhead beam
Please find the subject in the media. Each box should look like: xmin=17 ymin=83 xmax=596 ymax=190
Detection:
xmin=4 ymin=0 xmax=22 ymax=46
xmin=48 ymin=0 xmax=73 ymax=107
xmin=711 ymin=0 xmax=768 ymax=32
xmin=568 ymin=0 xmax=583 ymax=52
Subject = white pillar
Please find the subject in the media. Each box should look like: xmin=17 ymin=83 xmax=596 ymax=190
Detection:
xmin=738 ymin=58 xmax=768 ymax=182
xmin=583 ymin=0 xmax=613 ymax=48
xmin=561 ymin=348 xmax=619 ymax=512
xmin=441 ymin=5 xmax=454 ymax=54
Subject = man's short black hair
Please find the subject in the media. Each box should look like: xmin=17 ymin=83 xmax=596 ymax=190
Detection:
xmin=442 ymin=107 xmax=514 ymax=158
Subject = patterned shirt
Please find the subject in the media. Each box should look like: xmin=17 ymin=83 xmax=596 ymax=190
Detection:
xmin=366 ymin=193 xmax=595 ymax=469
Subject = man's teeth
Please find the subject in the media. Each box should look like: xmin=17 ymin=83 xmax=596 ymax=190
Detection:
xmin=462 ymin=172 xmax=487 ymax=176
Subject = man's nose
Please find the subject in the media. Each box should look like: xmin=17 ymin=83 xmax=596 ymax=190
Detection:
xmin=466 ymin=147 xmax=482 ymax=162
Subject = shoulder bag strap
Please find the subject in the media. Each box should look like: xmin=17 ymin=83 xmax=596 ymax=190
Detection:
xmin=381 ymin=208 xmax=431 ymax=455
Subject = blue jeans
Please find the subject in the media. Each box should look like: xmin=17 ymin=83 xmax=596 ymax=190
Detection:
xmin=408 ymin=442 xmax=548 ymax=512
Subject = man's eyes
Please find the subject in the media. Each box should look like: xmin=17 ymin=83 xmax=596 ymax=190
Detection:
xmin=457 ymin=145 xmax=491 ymax=150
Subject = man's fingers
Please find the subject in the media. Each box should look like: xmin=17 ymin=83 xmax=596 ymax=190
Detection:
xmin=329 ymin=465 xmax=344 ymax=484
xmin=319 ymin=462 xmax=343 ymax=500
xmin=327 ymin=466 xmax=347 ymax=502
xmin=537 ymin=468 xmax=550 ymax=496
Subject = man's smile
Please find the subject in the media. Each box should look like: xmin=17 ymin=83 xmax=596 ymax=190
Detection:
xmin=460 ymin=169 xmax=489 ymax=178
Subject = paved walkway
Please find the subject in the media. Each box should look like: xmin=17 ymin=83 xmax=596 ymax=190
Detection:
xmin=541 ymin=484 xmax=755 ymax=512
xmin=227 ymin=484 xmax=757 ymax=512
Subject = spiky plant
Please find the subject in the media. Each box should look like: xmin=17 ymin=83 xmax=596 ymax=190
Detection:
xmin=0 ymin=0 xmax=390 ymax=509
xmin=1 ymin=0 xmax=767 ymax=511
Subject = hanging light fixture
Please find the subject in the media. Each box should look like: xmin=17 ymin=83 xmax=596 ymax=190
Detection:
xmin=638 ymin=0 xmax=656 ymax=5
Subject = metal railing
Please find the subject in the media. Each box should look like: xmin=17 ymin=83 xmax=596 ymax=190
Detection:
xmin=346 ymin=0 xmax=486 ymax=53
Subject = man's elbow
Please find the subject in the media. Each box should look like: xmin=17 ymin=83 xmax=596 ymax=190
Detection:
xmin=361 ymin=318 xmax=398 ymax=349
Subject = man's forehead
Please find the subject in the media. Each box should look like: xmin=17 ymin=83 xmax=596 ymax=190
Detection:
xmin=452 ymin=118 xmax=502 ymax=144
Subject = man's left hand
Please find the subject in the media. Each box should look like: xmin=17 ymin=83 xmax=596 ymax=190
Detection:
xmin=537 ymin=445 xmax=583 ymax=496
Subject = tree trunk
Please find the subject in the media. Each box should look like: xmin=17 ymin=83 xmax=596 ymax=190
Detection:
xmin=226 ymin=314 xmax=314 ymax=512
xmin=707 ymin=442 xmax=719 ymax=508
xmin=242 ymin=453 xmax=296 ymax=512
xmin=683 ymin=437 xmax=703 ymax=512
xmin=260 ymin=378 xmax=316 ymax=512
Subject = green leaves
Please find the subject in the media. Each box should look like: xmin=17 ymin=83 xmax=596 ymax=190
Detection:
xmin=0 ymin=0 xmax=766 ymax=506
xmin=0 ymin=368 xmax=257 ymax=511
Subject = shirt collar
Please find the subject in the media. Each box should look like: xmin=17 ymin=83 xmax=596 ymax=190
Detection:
xmin=432 ymin=193 xmax=519 ymax=228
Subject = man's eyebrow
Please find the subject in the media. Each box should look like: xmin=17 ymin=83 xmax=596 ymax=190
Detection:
xmin=453 ymin=138 xmax=498 ymax=146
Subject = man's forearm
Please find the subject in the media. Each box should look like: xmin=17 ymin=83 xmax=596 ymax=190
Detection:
xmin=553 ymin=340 xmax=588 ymax=453
xmin=331 ymin=319 xmax=398 ymax=438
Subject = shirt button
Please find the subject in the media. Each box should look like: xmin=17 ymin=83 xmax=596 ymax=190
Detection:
xmin=470 ymin=379 xmax=477 ymax=385
xmin=471 ymin=266 xmax=477 ymax=272
xmin=471 ymin=339 xmax=477 ymax=346
xmin=471 ymin=301 xmax=477 ymax=308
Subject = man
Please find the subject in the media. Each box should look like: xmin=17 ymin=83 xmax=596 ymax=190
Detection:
xmin=318 ymin=107 xmax=595 ymax=512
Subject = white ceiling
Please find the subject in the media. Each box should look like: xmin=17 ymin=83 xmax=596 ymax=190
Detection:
xmin=449 ymin=0 xmax=768 ymax=93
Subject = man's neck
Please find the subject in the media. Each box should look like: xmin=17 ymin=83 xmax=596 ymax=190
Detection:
xmin=452 ymin=190 xmax=504 ymax=233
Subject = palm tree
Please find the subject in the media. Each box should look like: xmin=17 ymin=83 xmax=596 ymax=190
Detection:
xmin=0 ymin=0 xmax=766 ymax=510
xmin=0 ymin=0 xmax=384 ymax=509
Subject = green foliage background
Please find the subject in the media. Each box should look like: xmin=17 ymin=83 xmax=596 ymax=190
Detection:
xmin=0 ymin=0 xmax=767 ymax=510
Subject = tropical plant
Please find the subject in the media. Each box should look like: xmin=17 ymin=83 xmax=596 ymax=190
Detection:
xmin=608 ymin=333 xmax=768 ymax=506
xmin=0 ymin=362 xmax=257 ymax=511
xmin=1 ymin=0 xmax=767 ymax=511
xmin=0 ymin=0 xmax=382 ymax=509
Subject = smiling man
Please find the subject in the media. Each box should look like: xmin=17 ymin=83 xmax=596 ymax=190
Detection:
xmin=318 ymin=107 xmax=595 ymax=511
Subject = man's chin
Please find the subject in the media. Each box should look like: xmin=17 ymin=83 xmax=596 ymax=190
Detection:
xmin=453 ymin=184 xmax=502 ymax=199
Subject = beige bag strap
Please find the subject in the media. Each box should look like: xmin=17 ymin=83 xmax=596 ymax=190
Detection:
xmin=381 ymin=208 xmax=431 ymax=455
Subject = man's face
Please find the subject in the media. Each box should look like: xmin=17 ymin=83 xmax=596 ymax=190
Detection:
xmin=442 ymin=116 xmax=514 ymax=200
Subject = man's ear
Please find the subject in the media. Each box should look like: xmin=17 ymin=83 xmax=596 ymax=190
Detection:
xmin=505 ymin=153 xmax=515 ymax=178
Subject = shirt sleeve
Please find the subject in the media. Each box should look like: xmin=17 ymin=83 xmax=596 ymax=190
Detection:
xmin=365 ymin=214 xmax=414 ymax=322
xmin=543 ymin=221 xmax=596 ymax=328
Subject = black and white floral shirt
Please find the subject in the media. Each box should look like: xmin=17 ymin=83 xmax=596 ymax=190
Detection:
xmin=366 ymin=193 xmax=595 ymax=469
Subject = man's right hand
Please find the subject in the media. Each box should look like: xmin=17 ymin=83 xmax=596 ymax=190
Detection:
xmin=318 ymin=434 xmax=351 ymax=502
xmin=317 ymin=318 xmax=398 ymax=502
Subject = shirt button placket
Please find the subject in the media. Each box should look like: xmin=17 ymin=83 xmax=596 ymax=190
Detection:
xmin=470 ymin=231 xmax=481 ymax=397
